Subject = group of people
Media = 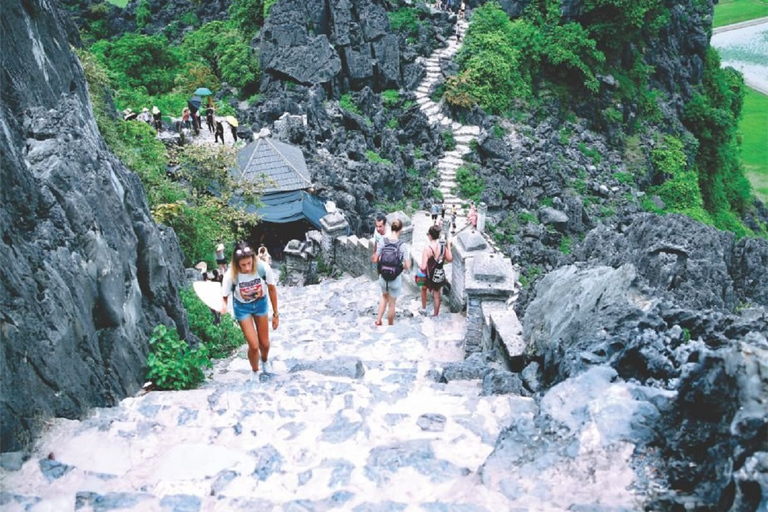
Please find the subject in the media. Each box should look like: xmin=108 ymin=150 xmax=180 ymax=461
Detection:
xmin=205 ymin=205 xmax=476 ymax=381
xmin=434 ymin=0 xmax=467 ymax=18
xmin=430 ymin=200 xmax=478 ymax=233
xmin=371 ymin=213 xmax=455 ymax=326
xmin=123 ymin=106 xmax=163 ymax=132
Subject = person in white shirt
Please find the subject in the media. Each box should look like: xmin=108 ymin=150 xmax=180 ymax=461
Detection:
xmin=221 ymin=242 xmax=279 ymax=377
xmin=372 ymin=212 xmax=388 ymax=263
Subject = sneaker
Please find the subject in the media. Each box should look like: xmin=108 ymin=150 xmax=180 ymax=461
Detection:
xmin=246 ymin=371 xmax=260 ymax=389
xmin=261 ymin=359 xmax=274 ymax=375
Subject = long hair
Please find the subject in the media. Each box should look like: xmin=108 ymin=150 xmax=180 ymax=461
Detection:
xmin=230 ymin=241 xmax=256 ymax=281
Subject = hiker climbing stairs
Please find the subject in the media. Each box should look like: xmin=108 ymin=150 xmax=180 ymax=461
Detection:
xmin=414 ymin=17 xmax=480 ymax=215
xmin=3 ymin=275 xmax=529 ymax=510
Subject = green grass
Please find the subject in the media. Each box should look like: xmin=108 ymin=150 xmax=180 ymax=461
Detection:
xmin=740 ymin=88 xmax=768 ymax=202
xmin=713 ymin=0 xmax=768 ymax=28
xmin=107 ymin=0 xmax=128 ymax=7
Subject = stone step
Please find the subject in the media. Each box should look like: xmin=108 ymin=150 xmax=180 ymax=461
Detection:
xmin=422 ymin=104 xmax=441 ymax=117
xmin=454 ymin=133 xmax=476 ymax=143
xmin=440 ymin=155 xmax=464 ymax=166
xmin=455 ymin=125 xmax=481 ymax=136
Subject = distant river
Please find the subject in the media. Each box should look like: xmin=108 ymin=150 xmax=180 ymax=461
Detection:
xmin=711 ymin=19 xmax=768 ymax=94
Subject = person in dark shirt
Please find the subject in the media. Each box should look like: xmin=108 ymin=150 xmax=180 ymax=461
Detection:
xmin=214 ymin=119 xmax=225 ymax=144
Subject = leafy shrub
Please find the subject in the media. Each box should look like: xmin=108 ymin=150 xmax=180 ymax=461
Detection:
xmin=135 ymin=0 xmax=151 ymax=29
xmin=683 ymin=48 xmax=751 ymax=227
xmin=455 ymin=164 xmax=484 ymax=202
xmin=518 ymin=211 xmax=538 ymax=225
xmin=180 ymin=288 xmax=242 ymax=359
xmin=382 ymin=89 xmax=400 ymax=108
xmin=366 ymin=150 xmax=393 ymax=166
xmin=649 ymin=136 xmax=710 ymax=223
xmin=229 ymin=0 xmax=265 ymax=38
xmin=340 ymin=93 xmax=361 ymax=115
xmin=146 ymin=325 xmax=210 ymax=390
xmin=389 ymin=7 xmax=421 ymax=37
xmin=91 ymin=33 xmax=183 ymax=95
xmin=442 ymin=130 xmax=456 ymax=151
xmin=578 ymin=142 xmax=603 ymax=164
xmin=430 ymin=83 xmax=446 ymax=103
xmin=181 ymin=21 xmax=261 ymax=92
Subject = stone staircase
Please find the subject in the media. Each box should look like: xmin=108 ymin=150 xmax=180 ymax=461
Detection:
xmin=1 ymin=275 xmax=535 ymax=511
xmin=414 ymin=18 xmax=480 ymax=214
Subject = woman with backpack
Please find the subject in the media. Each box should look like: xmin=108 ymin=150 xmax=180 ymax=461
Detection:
xmin=374 ymin=219 xmax=410 ymax=326
xmin=420 ymin=224 xmax=453 ymax=317
xmin=221 ymin=241 xmax=280 ymax=379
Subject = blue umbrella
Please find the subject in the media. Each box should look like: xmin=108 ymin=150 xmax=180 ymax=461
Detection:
xmin=194 ymin=87 xmax=213 ymax=96
xmin=188 ymin=95 xmax=202 ymax=113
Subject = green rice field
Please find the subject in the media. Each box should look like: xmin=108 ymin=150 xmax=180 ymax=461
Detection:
xmin=740 ymin=88 xmax=768 ymax=203
xmin=714 ymin=0 xmax=768 ymax=28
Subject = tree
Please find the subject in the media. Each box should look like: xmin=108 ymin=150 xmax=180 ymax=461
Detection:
xmin=91 ymin=33 xmax=182 ymax=95
xmin=181 ymin=21 xmax=260 ymax=91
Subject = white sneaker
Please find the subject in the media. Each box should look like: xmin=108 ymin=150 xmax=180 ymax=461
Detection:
xmin=261 ymin=359 xmax=274 ymax=375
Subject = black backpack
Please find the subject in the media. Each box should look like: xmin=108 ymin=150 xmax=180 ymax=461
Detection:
xmin=428 ymin=244 xmax=446 ymax=285
xmin=378 ymin=238 xmax=404 ymax=282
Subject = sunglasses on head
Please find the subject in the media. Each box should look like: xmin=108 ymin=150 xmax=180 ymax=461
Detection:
xmin=235 ymin=247 xmax=253 ymax=259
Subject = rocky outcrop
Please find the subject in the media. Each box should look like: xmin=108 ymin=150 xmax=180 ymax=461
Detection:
xmin=260 ymin=0 xmax=401 ymax=94
xmin=0 ymin=0 xmax=189 ymax=452
xmin=520 ymin=220 xmax=768 ymax=510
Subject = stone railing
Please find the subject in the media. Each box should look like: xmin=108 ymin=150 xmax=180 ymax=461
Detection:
xmin=283 ymin=209 xmax=523 ymax=365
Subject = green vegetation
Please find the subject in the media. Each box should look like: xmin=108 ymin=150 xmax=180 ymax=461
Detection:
xmin=181 ymin=288 xmax=242 ymax=359
xmin=559 ymin=235 xmax=573 ymax=254
xmin=645 ymin=135 xmax=710 ymax=223
xmin=91 ymin=33 xmax=183 ymax=95
xmin=518 ymin=211 xmax=539 ymax=225
xmin=455 ymin=164 xmax=484 ymax=203
xmin=713 ymin=0 xmax=768 ymax=27
xmin=740 ymin=88 xmax=768 ymax=202
xmin=340 ymin=93 xmax=362 ymax=115
xmin=229 ymin=0 xmax=275 ymax=36
xmin=578 ymin=142 xmax=603 ymax=164
xmin=146 ymin=324 xmax=210 ymax=390
xmin=683 ymin=48 xmax=752 ymax=235
xmin=77 ymin=48 xmax=261 ymax=266
xmin=366 ymin=150 xmax=393 ymax=166
xmin=180 ymin=21 xmax=261 ymax=92
xmin=446 ymin=2 xmax=608 ymax=114
xmin=388 ymin=7 xmax=422 ymax=37
xmin=382 ymin=89 xmax=401 ymax=108
xmin=442 ymin=130 xmax=456 ymax=151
